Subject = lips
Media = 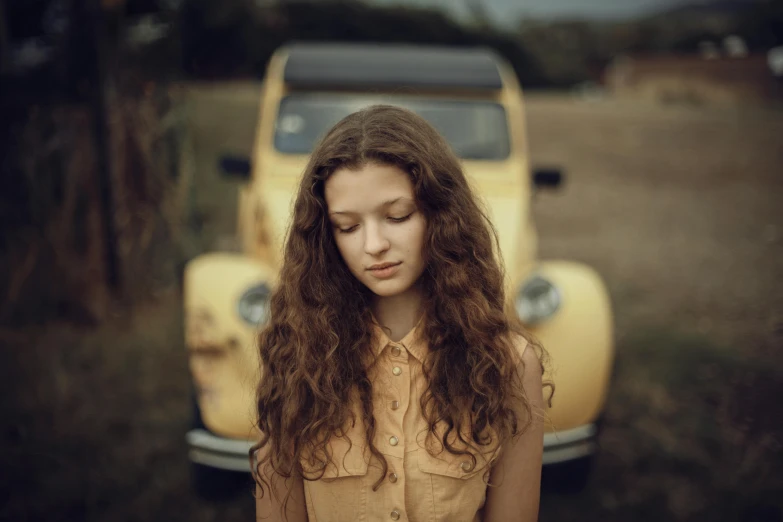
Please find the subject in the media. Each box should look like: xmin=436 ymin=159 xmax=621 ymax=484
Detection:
xmin=368 ymin=262 xmax=401 ymax=271
xmin=367 ymin=261 xmax=402 ymax=280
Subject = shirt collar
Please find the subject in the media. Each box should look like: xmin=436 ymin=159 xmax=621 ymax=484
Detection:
xmin=371 ymin=314 xmax=428 ymax=363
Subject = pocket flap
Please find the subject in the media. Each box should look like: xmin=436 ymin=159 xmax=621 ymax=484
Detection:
xmin=416 ymin=445 xmax=497 ymax=480
xmin=415 ymin=422 xmax=500 ymax=480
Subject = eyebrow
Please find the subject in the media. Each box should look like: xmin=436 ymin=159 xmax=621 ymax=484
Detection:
xmin=328 ymin=197 xmax=412 ymax=216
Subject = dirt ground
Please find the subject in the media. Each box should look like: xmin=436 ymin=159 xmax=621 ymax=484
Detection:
xmin=526 ymin=96 xmax=783 ymax=356
xmin=2 ymin=86 xmax=782 ymax=522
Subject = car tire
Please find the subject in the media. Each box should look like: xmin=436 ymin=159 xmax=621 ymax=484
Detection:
xmin=189 ymin=397 xmax=253 ymax=502
xmin=190 ymin=461 xmax=252 ymax=502
xmin=541 ymin=455 xmax=594 ymax=494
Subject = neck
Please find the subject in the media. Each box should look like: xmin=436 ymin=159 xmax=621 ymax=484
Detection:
xmin=371 ymin=285 xmax=423 ymax=342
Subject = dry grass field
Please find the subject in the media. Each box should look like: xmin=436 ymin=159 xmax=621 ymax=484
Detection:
xmin=2 ymin=83 xmax=782 ymax=522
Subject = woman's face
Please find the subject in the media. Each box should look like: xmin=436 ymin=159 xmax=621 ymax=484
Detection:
xmin=324 ymin=162 xmax=427 ymax=299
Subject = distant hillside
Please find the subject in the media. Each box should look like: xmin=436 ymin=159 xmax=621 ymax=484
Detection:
xmin=516 ymin=0 xmax=782 ymax=86
xmin=651 ymin=0 xmax=764 ymax=18
xmin=640 ymin=0 xmax=783 ymax=50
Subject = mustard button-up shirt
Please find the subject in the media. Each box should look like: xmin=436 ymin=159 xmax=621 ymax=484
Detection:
xmin=300 ymin=322 xmax=525 ymax=522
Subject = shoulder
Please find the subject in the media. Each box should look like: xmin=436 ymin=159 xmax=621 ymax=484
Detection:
xmin=508 ymin=333 xmax=536 ymax=365
xmin=508 ymin=332 xmax=543 ymax=390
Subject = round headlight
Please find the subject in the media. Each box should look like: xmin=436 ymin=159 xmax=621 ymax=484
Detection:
xmin=515 ymin=275 xmax=561 ymax=325
xmin=238 ymin=283 xmax=271 ymax=326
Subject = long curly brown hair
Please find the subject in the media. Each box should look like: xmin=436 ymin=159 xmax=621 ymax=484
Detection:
xmin=250 ymin=105 xmax=546 ymax=505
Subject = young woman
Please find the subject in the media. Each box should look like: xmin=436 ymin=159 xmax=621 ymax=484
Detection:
xmin=251 ymin=105 xmax=548 ymax=522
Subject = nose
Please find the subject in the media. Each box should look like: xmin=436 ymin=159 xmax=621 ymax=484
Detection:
xmin=364 ymin=221 xmax=390 ymax=256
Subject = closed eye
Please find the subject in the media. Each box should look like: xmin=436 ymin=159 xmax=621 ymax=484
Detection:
xmin=389 ymin=213 xmax=413 ymax=223
xmin=336 ymin=224 xmax=358 ymax=234
xmin=333 ymin=212 xmax=413 ymax=233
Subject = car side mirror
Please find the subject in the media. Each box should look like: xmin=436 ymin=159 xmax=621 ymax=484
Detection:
xmin=219 ymin=155 xmax=252 ymax=181
xmin=532 ymin=167 xmax=564 ymax=189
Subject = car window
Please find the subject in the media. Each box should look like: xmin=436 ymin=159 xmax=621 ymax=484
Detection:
xmin=274 ymin=94 xmax=510 ymax=160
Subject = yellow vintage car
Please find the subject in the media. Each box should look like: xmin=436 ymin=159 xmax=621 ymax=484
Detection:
xmin=184 ymin=43 xmax=614 ymax=498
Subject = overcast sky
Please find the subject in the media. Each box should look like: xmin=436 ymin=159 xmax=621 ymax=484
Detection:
xmin=371 ymin=0 xmax=703 ymax=26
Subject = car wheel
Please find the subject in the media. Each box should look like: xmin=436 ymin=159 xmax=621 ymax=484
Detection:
xmin=541 ymin=455 xmax=594 ymax=494
xmin=190 ymin=461 xmax=253 ymax=502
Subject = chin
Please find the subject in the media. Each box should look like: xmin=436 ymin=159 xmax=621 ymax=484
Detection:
xmin=366 ymin=279 xmax=413 ymax=298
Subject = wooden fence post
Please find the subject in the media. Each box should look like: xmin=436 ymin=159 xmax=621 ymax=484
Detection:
xmin=0 ymin=0 xmax=8 ymax=75
xmin=85 ymin=0 xmax=121 ymax=292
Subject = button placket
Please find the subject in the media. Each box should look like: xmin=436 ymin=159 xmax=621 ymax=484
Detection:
xmin=380 ymin=342 xmax=411 ymax=460
xmin=386 ymin=341 xmax=407 ymax=424
xmin=386 ymin=342 xmax=408 ymax=361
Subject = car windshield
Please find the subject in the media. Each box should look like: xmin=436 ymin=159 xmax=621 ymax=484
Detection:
xmin=274 ymin=94 xmax=510 ymax=160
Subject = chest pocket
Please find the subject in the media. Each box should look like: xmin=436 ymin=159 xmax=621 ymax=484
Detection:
xmin=300 ymin=427 xmax=371 ymax=522
xmin=415 ymin=424 xmax=501 ymax=522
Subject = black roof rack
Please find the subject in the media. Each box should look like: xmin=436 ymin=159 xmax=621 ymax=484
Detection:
xmin=282 ymin=43 xmax=504 ymax=90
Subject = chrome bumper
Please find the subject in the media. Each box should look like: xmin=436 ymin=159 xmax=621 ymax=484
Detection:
xmin=186 ymin=429 xmax=255 ymax=472
xmin=187 ymin=423 xmax=598 ymax=472
xmin=542 ymin=424 xmax=597 ymax=465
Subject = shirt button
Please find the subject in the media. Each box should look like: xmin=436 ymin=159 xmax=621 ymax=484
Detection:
xmin=391 ymin=400 xmax=400 ymax=410
xmin=461 ymin=460 xmax=474 ymax=472
xmin=391 ymin=346 xmax=401 ymax=357
xmin=392 ymin=366 xmax=402 ymax=376
xmin=390 ymin=510 xmax=401 ymax=520
xmin=389 ymin=472 xmax=398 ymax=483
xmin=389 ymin=436 xmax=399 ymax=446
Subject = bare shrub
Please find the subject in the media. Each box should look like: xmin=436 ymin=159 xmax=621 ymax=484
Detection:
xmin=0 ymin=84 xmax=192 ymax=326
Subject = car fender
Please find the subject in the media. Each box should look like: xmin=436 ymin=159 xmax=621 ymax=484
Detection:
xmin=184 ymin=252 xmax=274 ymax=439
xmin=520 ymin=260 xmax=615 ymax=432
